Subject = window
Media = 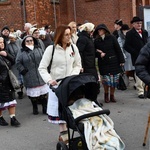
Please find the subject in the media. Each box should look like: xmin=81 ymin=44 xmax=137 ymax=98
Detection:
xmin=0 ymin=0 xmax=10 ymax=5
xmin=0 ymin=0 xmax=8 ymax=2
xmin=50 ymin=0 xmax=59 ymax=4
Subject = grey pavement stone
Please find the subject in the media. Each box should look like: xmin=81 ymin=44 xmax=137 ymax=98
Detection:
xmin=0 ymin=79 xmax=149 ymax=150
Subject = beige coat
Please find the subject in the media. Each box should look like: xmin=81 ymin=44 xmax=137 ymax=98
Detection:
xmin=38 ymin=44 xmax=82 ymax=83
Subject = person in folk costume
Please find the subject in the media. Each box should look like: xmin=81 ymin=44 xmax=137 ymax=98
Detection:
xmin=0 ymin=36 xmax=20 ymax=127
xmin=93 ymin=24 xmax=125 ymax=103
xmin=16 ymin=35 xmax=49 ymax=115
xmin=124 ymin=16 xmax=148 ymax=99
xmin=38 ymin=25 xmax=82 ymax=143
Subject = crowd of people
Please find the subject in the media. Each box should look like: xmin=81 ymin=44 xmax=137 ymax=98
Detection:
xmin=0 ymin=17 xmax=150 ymax=145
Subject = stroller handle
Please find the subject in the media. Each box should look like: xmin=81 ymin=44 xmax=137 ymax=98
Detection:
xmin=49 ymin=78 xmax=64 ymax=92
xmin=75 ymin=109 xmax=110 ymax=124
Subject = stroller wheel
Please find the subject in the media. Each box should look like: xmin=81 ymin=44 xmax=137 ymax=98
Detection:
xmin=56 ymin=141 xmax=68 ymax=150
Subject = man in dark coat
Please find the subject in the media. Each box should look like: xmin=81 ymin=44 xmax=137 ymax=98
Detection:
xmin=124 ymin=16 xmax=148 ymax=99
xmin=112 ymin=19 xmax=123 ymax=39
xmin=135 ymin=42 xmax=150 ymax=86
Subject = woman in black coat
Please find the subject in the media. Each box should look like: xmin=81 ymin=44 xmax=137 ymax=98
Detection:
xmin=76 ymin=22 xmax=99 ymax=93
xmin=0 ymin=36 xmax=20 ymax=127
xmin=76 ymin=23 xmax=99 ymax=80
xmin=94 ymin=24 xmax=125 ymax=103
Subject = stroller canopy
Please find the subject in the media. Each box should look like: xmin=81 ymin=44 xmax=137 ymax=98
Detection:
xmin=55 ymin=73 xmax=98 ymax=107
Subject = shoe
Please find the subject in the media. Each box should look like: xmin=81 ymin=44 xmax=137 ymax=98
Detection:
xmin=110 ymin=94 xmax=117 ymax=102
xmin=30 ymin=99 xmax=39 ymax=115
xmin=0 ymin=116 xmax=8 ymax=126
xmin=17 ymin=91 xmax=23 ymax=99
xmin=11 ymin=116 xmax=21 ymax=127
xmin=138 ymin=94 xmax=144 ymax=99
xmin=33 ymin=108 xmax=39 ymax=115
xmin=58 ymin=131 xmax=68 ymax=144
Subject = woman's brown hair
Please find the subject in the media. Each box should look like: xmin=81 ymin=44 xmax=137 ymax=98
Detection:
xmin=54 ymin=25 xmax=71 ymax=46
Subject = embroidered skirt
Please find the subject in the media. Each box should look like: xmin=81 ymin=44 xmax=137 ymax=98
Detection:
xmin=101 ymin=74 xmax=120 ymax=88
xmin=26 ymin=84 xmax=49 ymax=97
xmin=47 ymin=86 xmax=66 ymax=124
xmin=0 ymin=100 xmax=17 ymax=110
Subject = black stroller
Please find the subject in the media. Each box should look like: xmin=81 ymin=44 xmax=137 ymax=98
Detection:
xmin=50 ymin=73 xmax=110 ymax=150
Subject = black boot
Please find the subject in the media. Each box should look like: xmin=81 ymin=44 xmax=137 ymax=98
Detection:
xmin=30 ymin=97 xmax=39 ymax=115
xmin=40 ymin=94 xmax=48 ymax=114
xmin=11 ymin=116 xmax=20 ymax=127
xmin=17 ymin=91 xmax=23 ymax=99
xmin=0 ymin=116 xmax=8 ymax=126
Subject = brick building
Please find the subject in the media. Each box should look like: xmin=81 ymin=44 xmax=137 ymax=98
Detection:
xmin=0 ymin=0 xmax=150 ymax=32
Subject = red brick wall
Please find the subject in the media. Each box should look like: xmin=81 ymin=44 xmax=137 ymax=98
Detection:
xmin=0 ymin=0 xmax=23 ymax=30
xmin=65 ymin=0 xmax=133 ymax=32
xmin=0 ymin=0 xmax=137 ymax=32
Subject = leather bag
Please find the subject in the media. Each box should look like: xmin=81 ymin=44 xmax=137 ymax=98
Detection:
xmin=3 ymin=60 xmax=20 ymax=90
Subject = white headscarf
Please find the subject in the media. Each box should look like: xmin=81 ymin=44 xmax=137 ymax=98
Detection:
xmin=79 ymin=23 xmax=95 ymax=32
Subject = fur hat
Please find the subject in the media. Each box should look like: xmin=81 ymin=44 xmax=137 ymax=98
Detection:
xmin=79 ymin=22 xmax=95 ymax=32
xmin=29 ymin=27 xmax=38 ymax=35
xmin=1 ymin=26 xmax=10 ymax=32
xmin=9 ymin=32 xmax=17 ymax=38
xmin=114 ymin=19 xmax=123 ymax=26
xmin=44 ymin=25 xmax=51 ymax=30
xmin=130 ymin=16 xmax=143 ymax=24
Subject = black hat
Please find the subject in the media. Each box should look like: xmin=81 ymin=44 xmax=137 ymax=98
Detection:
xmin=93 ymin=24 xmax=110 ymax=37
xmin=44 ymin=25 xmax=51 ymax=30
xmin=1 ymin=26 xmax=10 ymax=32
xmin=114 ymin=19 xmax=123 ymax=26
xmin=130 ymin=16 xmax=143 ymax=24
xmin=121 ymin=24 xmax=130 ymax=31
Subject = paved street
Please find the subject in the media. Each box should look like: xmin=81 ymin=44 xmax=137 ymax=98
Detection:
xmin=0 ymin=78 xmax=150 ymax=150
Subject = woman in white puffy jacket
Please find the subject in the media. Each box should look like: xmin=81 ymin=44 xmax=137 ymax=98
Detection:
xmin=38 ymin=25 xmax=82 ymax=143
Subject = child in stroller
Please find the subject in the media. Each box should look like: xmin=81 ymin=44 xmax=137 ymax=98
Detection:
xmin=53 ymin=74 xmax=125 ymax=150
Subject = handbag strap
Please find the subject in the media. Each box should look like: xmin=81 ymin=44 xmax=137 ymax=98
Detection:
xmin=2 ymin=57 xmax=10 ymax=70
xmin=48 ymin=45 xmax=55 ymax=73
xmin=47 ymin=44 xmax=75 ymax=73
xmin=121 ymin=66 xmax=125 ymax=73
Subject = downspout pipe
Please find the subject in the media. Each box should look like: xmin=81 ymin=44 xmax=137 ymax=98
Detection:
xmin=22 ymin=0 xmax=27 ymax=24
xmin=73 ymin=0 xmax=76 ymax=22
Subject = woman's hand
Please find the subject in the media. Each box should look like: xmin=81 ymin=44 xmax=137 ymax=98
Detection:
xmin=97 ymin=49 xmax=106 ymax=58
xmin=0 ymin=51 xmax=7 ymax=57
xmin=48 ymin=80 xmax=58 ymax=86
xmin=80 ymin=68 xmax=84 ymax=73
xmin=120 ymin=63 xmax=124 ymax=66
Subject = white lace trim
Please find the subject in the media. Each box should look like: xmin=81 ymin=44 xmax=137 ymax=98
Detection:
xmin=26 ymin=84 xmax=49 ymax=97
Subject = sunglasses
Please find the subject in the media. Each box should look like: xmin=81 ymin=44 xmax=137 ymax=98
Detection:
xmin=26 ymin=39 xmax=33 ymax=43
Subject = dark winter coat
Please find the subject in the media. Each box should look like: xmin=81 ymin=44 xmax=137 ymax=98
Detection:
xmin=135 ymin=42 xmax=150 ymax=85
xmin=0 ymin=53 xmax=15 ymax=103
xmin=7 ymin=41 xmax=21 ymax=58
xmin=94 ymin=34 xmax=125 ymax=75
xmin=16 ymin=36 xmax=46 ymax=88
xmin=124 ymin=28 xmax=148 ymax=65
xmin=76 ymin=31 xmax=98 ymax=80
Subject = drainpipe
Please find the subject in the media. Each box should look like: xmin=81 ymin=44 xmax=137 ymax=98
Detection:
xmin=53 ymin=0 xmax=57 ymax=29
xmin=22 ymin=0 xmax=27 ymax=23
xmin=73 ymin=0 xmax=77 ymax=22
